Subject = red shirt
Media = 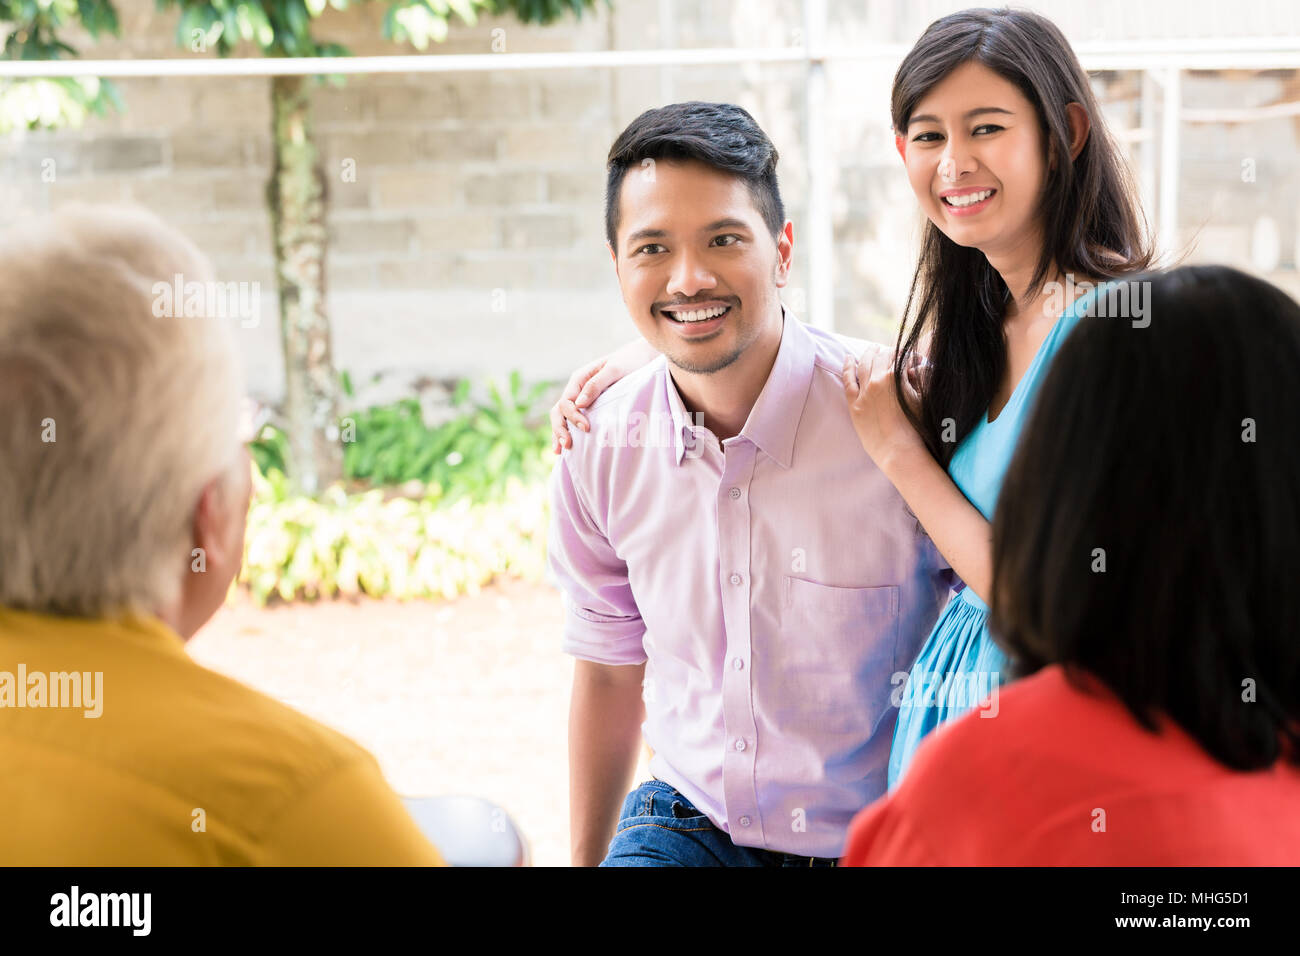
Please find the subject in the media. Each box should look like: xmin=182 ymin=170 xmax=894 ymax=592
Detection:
xmin=842 ymin=664 xmax=1300 ymax=865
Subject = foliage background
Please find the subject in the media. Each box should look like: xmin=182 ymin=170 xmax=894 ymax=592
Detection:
xmin=242 ymin=370 xmax=555 ymax=604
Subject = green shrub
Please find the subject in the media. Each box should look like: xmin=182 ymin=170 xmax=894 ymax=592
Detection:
xmin=237 ymin=370 xmax=558 ymax=604
xmin=236 ymin=463 xmax=550 ymax=605
xmin=248 ymin=419 xmax=290 ymax=478
xmin=250 ymin=370 xmax=556 ymax=503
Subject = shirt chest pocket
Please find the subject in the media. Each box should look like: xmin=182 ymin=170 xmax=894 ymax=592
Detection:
xmin=778 ymin=577 xmax=902 ymax=719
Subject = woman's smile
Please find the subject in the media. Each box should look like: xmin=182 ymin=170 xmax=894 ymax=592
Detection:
xmin=940 ymin=186 xmax=998 ymax=216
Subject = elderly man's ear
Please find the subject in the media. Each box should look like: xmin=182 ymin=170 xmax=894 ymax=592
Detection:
xmin=178 ymin=457 xmax=251 ymax=638
xmin=193 ymin=476 xmax=238 ymax=567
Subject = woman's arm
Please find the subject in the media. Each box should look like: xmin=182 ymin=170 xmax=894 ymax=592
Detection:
xmin=842 ymin=346 xmax=992 ymax=604
xmin=876 ymin=444 xmax=992 ymax=604
xmin=549 ymin=337 xmax=661 ymax=453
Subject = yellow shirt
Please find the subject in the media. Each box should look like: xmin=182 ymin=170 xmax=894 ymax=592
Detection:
xmin=0 ymin=607 xmax=445 ymax=865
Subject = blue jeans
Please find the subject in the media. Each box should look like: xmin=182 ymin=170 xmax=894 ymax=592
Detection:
xmin=599 ymin=779 xmax=839 ymax=867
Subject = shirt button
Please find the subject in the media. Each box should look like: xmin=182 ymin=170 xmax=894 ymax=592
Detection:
xmin=730 ymin=573 xmax=742 ymax=586
xmin=733 ymin=737 xmax=746 ymax=751
xmin=729 ymin=487 xmax=741 ymax=500
xmin=739 ymin=816 xmax=752 ymax=827
xmin=732 ymin=657 xmax=744 ymax=670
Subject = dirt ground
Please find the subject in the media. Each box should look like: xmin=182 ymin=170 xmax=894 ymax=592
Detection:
xmin=187 ymin=578 xmax=649 ymax=867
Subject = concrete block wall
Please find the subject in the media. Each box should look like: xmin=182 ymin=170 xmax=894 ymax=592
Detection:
xmin=2 ymin=0 xmax=1297 ymax=408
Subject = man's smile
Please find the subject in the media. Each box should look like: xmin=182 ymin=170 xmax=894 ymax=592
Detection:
xmin=662 ymin=304 xmax=730 ymax=323
xmin=659 ymin=301 xmax=733 ymax=336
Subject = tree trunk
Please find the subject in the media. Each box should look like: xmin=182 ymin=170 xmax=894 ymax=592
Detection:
xmin=267 ymin=73 xmax=341 ymax=496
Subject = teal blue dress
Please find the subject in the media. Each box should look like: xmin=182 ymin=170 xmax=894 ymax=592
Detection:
xmin=887 ymin=284 xmax=1104 ymax=790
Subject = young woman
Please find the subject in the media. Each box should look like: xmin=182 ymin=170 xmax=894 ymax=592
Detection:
xmin=550 ymin=8 xmax=1154 ymax=787
xmin=843 ymin=265 xmax=1300 ymax=864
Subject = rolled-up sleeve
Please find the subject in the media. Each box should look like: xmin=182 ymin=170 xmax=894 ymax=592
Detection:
xmin=546 ymin=452 xmax=647 ymax=665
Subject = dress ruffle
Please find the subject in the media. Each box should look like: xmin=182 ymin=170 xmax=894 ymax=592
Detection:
xmin=886 ymin=589 xmax=1009 ymax=789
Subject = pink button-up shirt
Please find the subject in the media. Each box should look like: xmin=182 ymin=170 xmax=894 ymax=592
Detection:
xmin=548 ymin=308 xmax=954 ymax=858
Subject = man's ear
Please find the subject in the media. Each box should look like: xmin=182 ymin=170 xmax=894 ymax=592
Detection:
xmin=774 ymin=220 xmax=794 ymax=286
xmin=894 ymin=132 xmax=907 ymax=162
xmin=607 ymin=240 xmax=620 ymax=279
xmin=191 ymin=475 xmax=231 ymax=571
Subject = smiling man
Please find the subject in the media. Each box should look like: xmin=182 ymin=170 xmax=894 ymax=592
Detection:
xmin=548 ymin=101 xmax=956 ymax=866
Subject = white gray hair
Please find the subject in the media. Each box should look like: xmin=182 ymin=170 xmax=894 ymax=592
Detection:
xmin=0 ymin=204 xmax=245 ymax=617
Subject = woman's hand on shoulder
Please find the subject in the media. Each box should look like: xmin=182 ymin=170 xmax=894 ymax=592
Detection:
xmin=549 ymin=338 xmax=660 ymax=453
xmin=840 ymin=343 xmax=928 ymax=473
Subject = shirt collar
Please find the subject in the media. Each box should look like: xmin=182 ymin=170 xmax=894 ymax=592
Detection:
xmin=663 ymin=304 xmax=815 ymax=469
xmin=0 ymin=605 xmax=190 ymax=658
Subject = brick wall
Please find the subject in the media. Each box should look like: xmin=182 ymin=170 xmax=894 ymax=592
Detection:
xmin=2 ymin=0 xmax=1297 ymax=407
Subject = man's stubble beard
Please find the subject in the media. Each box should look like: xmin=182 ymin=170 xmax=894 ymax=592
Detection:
xmin=665 ymin=340 xmax=747 ymax=375
xmin=661 ymin=311 xmax=764 ymax=375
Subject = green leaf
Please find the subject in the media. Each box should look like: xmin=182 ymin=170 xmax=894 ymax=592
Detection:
xmin=486 ymin=439 xmax=511 ymax=474
xmin=219 ymin=4 xmax=239 ymax=45
xmin=285 ymin=0 xmax=309 ymax=41
xmin=448 ymin=0 xmax=477 ymax=25
xmin=244 ymin=3 xmax=276 ymax=46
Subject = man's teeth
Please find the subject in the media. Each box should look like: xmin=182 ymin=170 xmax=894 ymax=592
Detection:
xmin=668 ymin=305 xmax=729 ymax=323
xmin=944 ymin=189 xmax=994 ymax=207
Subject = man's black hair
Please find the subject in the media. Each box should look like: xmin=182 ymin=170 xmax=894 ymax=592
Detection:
xmin=604 ymin=101 xmax=784 ymax=250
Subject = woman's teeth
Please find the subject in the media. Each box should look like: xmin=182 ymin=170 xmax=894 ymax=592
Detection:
xmin=943 ymin=189 xmax=994 ymax=207
xmin=667 ymin=305 xmax=729 ymax=323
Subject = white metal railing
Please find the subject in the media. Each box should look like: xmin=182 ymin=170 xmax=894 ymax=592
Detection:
xmin=1 ymin=41 xmax=1297 ymax=78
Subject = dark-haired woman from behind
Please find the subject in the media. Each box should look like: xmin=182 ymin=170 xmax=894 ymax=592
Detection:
xmin=842 ymin=265 xmax=1300 ymax=865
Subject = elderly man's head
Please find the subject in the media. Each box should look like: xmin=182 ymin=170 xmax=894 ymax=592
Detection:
xmin=0 ymin=205 xmax=250 ymax=638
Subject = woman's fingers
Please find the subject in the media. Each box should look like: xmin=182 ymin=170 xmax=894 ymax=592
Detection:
xmin=843 ymin=346 xmax=888 ymax=406
xmin=844 ymin=344 xmax=909 ymax=418
xmin=549 ymin=405 xmax=569 ymax=454
xmin=841 ymin=353 xmax=860 ymax=393
xmin=552 ymin=360 xmax=609 ymax=453
xmin=562 ymin=399 xmax=587 ymax=435
xmin=574 ymin=360 xmax=612 ymax=409
xmin=904 ymin=357 xmax=924 ymax=391
xmin=864 ymin=343 xmax=886 ymax=384
xmin=562 ymin=360 xmax=598 ymax=401
xmin=551 ymin=398 xmax=588 ymax=450
xmin=550 ymin=399 xmax=588 ymax=453
xmin=549 ymin=400 xmax=566 ymax=452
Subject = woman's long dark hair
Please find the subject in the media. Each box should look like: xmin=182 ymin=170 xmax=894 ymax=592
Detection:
xmin=891 ymin=8 xmax=1154 ymax=465
xmin=990 ymin=266 xmax=1300 ymax=769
